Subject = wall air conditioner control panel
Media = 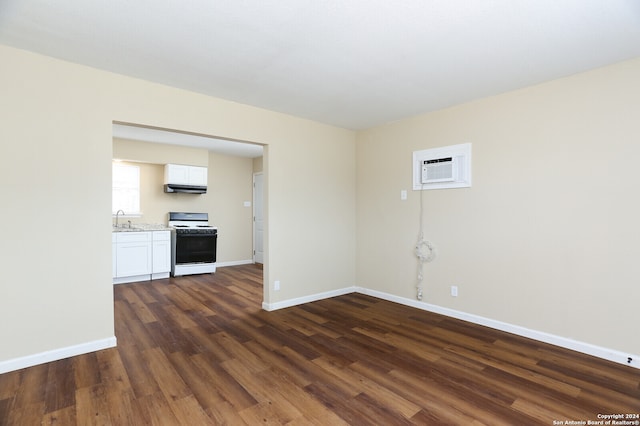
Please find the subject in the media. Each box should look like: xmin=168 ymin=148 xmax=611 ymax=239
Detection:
xmin=413 ymin=143 xmax=471 ymax=190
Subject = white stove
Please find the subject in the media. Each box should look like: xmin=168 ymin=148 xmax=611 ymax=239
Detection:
xmin=168 ymin=212 xmax=218 ymax=276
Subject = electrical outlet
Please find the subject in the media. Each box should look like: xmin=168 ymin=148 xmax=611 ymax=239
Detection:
xmin=274 ymin=280 xmax=280 ymax=291
xmin=451 ymin=285 xmax=458 ymax=297
xmin=400 ymin=190 xmax=407 ymax=200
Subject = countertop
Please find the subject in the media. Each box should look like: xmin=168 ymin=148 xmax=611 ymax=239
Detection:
xmin=112 ymin=223 xmax=172 ymax=232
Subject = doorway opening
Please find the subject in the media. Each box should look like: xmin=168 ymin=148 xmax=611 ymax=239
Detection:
xmin=111 ymin=121 xmax=267 ymax=296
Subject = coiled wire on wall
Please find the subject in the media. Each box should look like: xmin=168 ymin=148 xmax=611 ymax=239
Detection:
xmin=415 ymin=184 xmax=435 ymax=300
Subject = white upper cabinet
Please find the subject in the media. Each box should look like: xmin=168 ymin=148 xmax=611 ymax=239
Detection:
xmin=165 ymin=164 xmax=207 ymax=186
xmin=186 ymin=166 xmax=207 ymax=186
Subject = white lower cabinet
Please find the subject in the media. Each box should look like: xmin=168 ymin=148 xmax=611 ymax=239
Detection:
xmin=152 ymin=231 xmax=171 ymax=279
xmin=112 ymin=235 xmax=117 ymax=278
xmin=113 ymin=231 xmax=170 ymax=284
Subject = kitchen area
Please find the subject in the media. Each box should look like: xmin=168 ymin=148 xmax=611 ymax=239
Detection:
xmin=112 ymin=124 xmax=263 ymax=285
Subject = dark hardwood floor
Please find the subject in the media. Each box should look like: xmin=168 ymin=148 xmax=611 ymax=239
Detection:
xmin=1 ymin=264 xmax=638 ymax=425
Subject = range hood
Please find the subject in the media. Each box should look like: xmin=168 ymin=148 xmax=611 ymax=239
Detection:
xmin=164 ymin=183 xmax=207 ymax=194
xmin=164 ymin=164 xmax=208 ymax=194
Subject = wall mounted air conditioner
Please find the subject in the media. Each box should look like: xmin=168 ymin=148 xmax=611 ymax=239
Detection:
xmin=421 ymin=156 xmax=457 ymax=183
xmin=413 ymin=143 xmax=471 ymax=190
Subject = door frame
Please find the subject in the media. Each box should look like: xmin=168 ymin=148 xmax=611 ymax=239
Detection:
xmin=252 ymin=172 xmax=264 ymax=264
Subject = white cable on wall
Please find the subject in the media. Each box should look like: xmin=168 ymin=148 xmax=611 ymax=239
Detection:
xmin=415 ymin=183 xmax=435 ymax=300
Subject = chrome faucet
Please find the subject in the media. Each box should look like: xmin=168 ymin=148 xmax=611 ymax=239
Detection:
xmin=115 ymin=209 xmax=125 ymax=228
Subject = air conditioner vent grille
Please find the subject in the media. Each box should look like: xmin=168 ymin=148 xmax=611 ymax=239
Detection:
xmin=423 ymin=157 xmax=454 ymax=183
xmin=412 ymin=143 xmax=471 ymax=190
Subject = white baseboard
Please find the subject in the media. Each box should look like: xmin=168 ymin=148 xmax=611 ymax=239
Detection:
xmin=262 ymin=286 xmax=357 ymax=311
xmin=0 ymin=336 xmax=117 ymax=374
xmin=262 ymin=286 xmax=639 ymax=369
xmin=355 ymin=287 xmax=639 ymax=370
xmin=217 ymin=259 xmax=254 ymax=268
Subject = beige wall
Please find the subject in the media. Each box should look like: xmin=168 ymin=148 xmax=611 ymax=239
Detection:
xmin=124 ymin=161 xmax=210 ymax=224
xmin=356 ymin=58 xmax=640 ymax=356
xmin=114 ymin=145 xmax=255 ymax=264
xmin=2 ymin=41 xmax=637 ymax=369
xmin=253 ymin=156 xmax=264 ymax=173
xmin=0 ymin=44 xmax=356 ymax=365
xmin=207 ymin=152 xmax=255 ymax=263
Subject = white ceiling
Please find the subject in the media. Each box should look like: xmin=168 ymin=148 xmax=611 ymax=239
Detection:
xmin=1 ymin=1 xmax=639 ymax=131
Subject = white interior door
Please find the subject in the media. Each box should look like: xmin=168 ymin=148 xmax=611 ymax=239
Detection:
xmin=253 ymin=173 xmax=264 ymax=264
